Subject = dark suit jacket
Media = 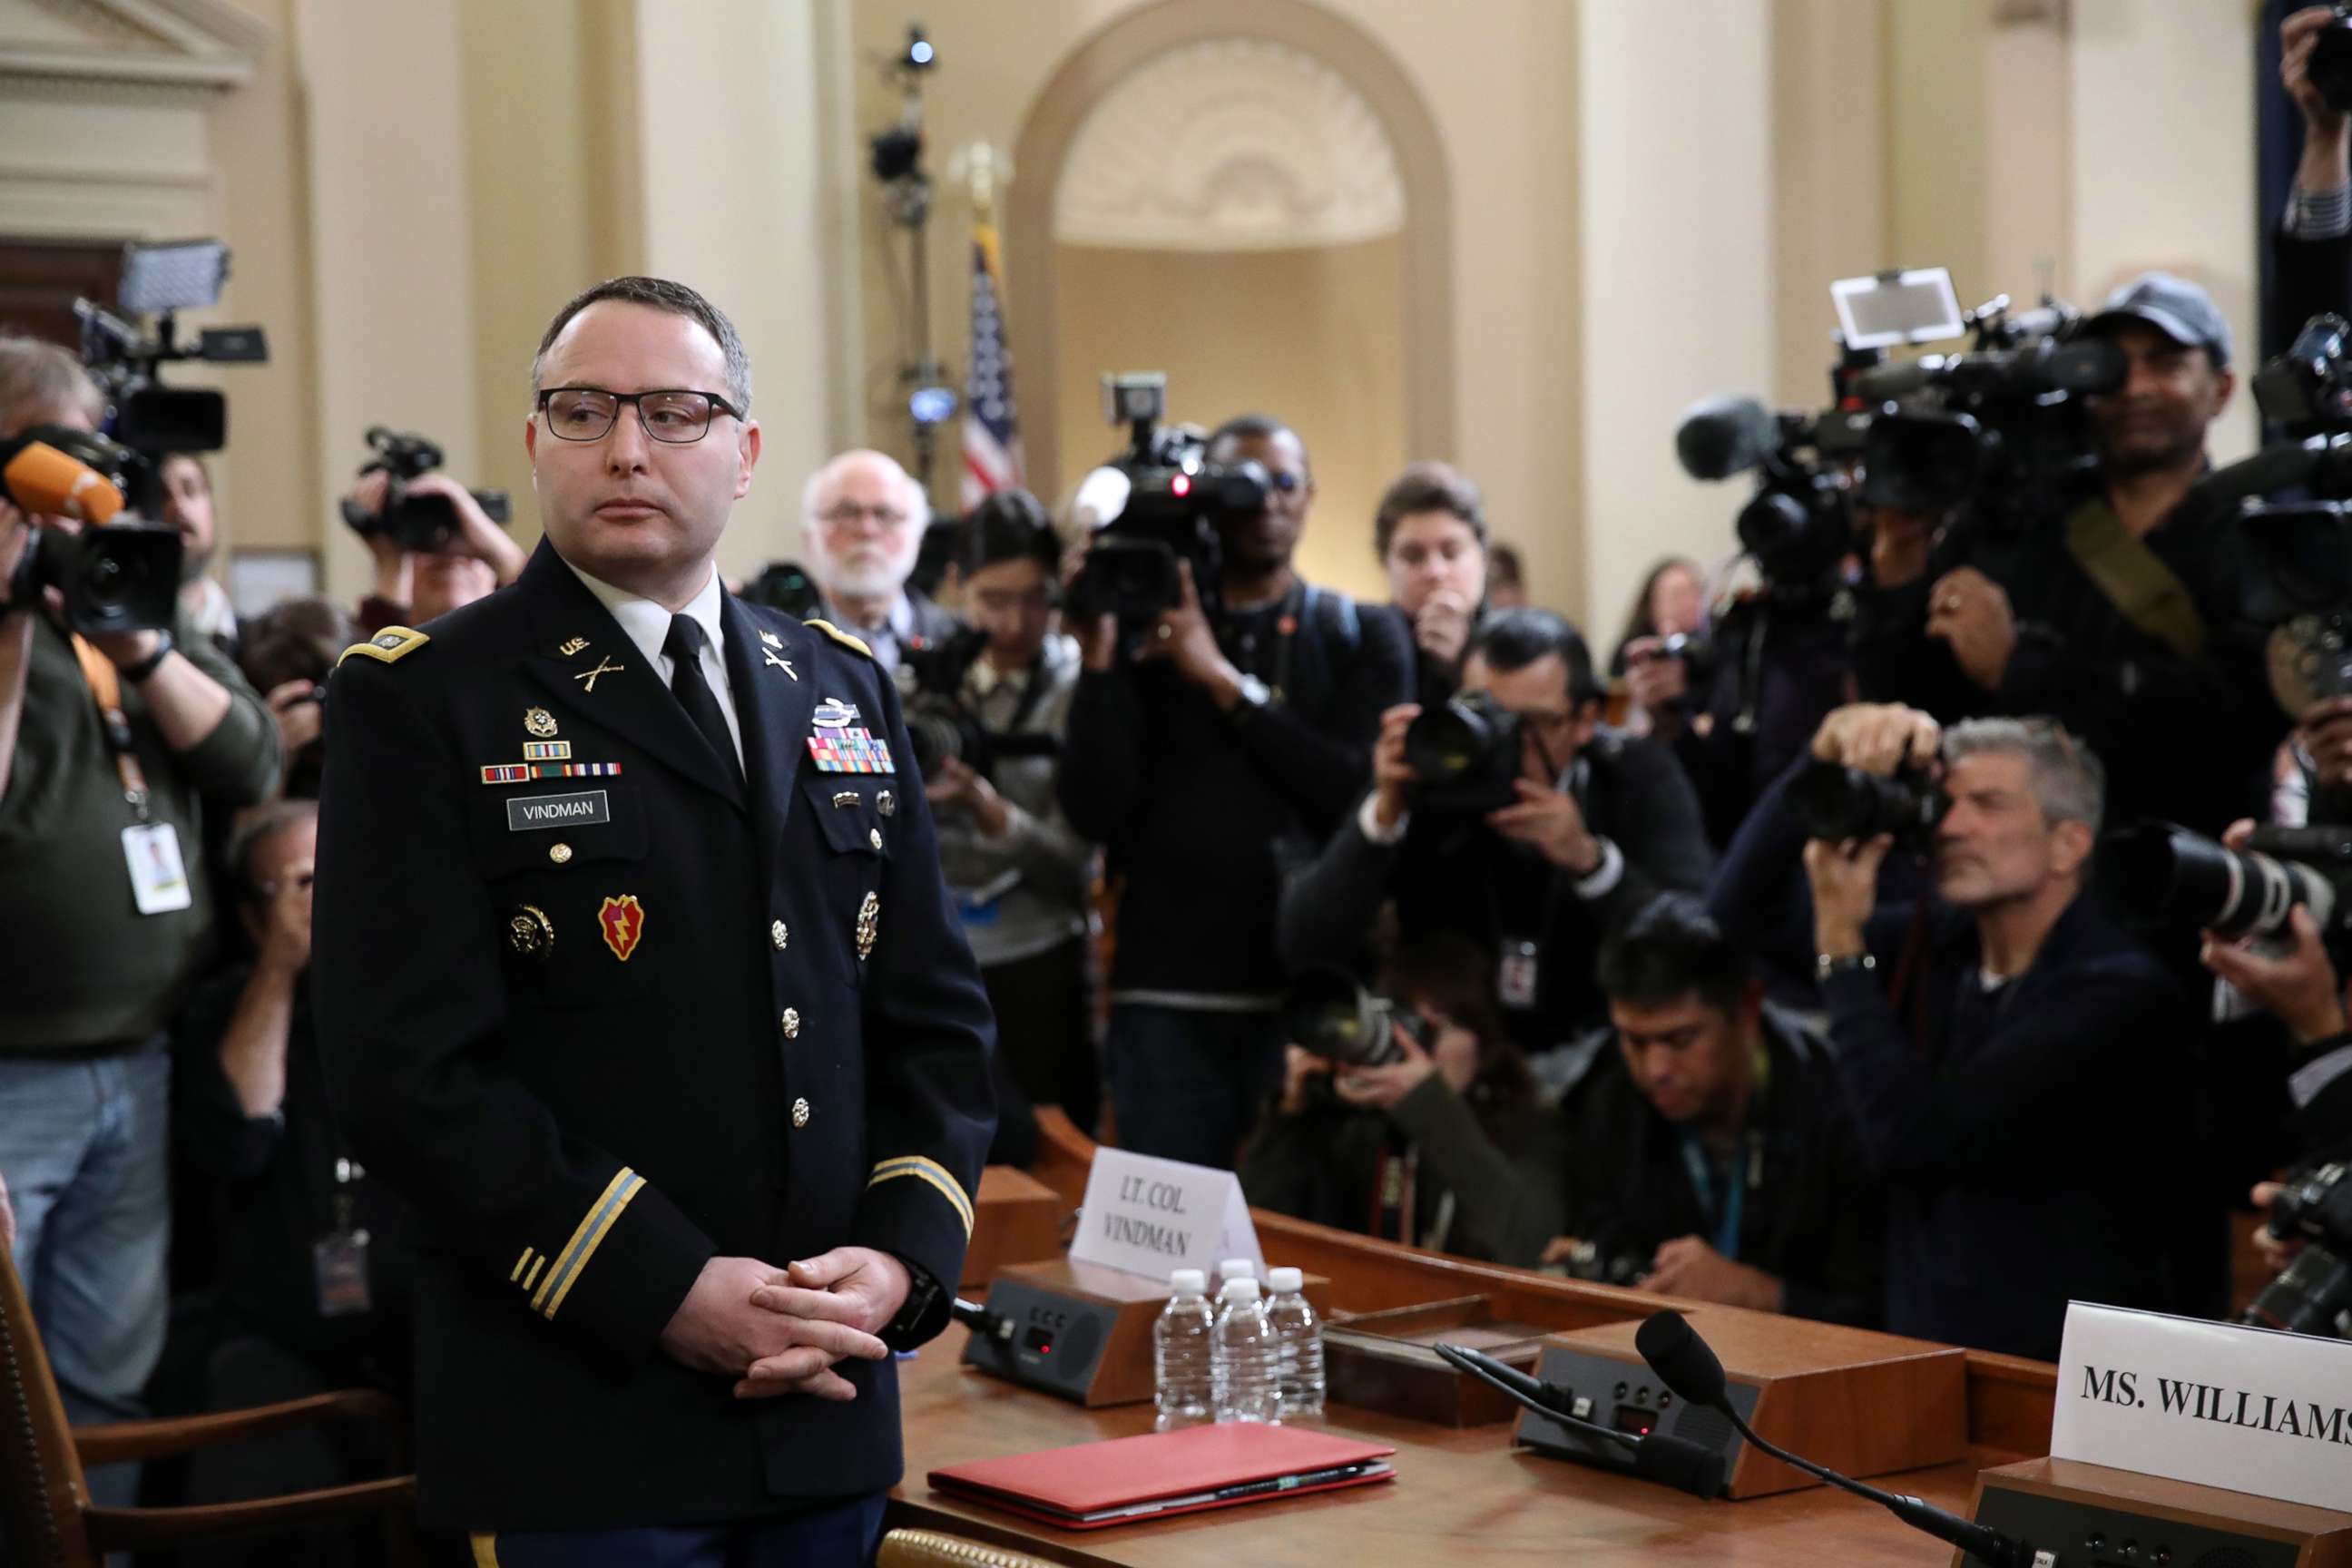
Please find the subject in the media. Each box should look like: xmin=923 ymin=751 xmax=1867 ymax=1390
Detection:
xmin=312 ymin=541 xmax=995 ymax=1530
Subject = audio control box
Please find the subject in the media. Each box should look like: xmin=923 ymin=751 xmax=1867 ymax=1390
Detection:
xmin=959 ymin=1259 xmax=1333 ymax=1408
xmin=1960 ymin=1456 xmax=2352 ymax=1568
xmin=1512 ymin=1309 xmax=1967 ymax=1499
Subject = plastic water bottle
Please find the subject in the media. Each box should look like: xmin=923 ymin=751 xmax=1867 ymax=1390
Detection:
xmin=1211 ymin=1257 xmax=1257 ymax=1325
xmin=1152 ymin=1269 xmax=1216 ymax=1432
xmin=1211 ymin=1277 xmax=1280 ymax=1425
xmin=1265 ymin=1266 xmax=1326 ymax=1421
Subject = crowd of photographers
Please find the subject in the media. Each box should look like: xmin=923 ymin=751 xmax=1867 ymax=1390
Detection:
xmin=10 ymin=13 xmax=2352 ymax=1541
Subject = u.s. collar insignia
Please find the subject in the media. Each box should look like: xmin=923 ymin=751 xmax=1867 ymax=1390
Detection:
xmin=598 ymin=895 xmax=645 ymax=962
xmin=812 ymin=698 xmax=860 ymax=729
xmin=525 ymin=708 xmax=559 ymax=739
xmin=557 ymin=636 xmax=590 ymax=657
xmin=759 ymin=629 xmax=784 ymax=650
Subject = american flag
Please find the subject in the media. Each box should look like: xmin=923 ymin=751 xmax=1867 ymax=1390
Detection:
xmin=960 ymin=218 xmax=1024 ymax=508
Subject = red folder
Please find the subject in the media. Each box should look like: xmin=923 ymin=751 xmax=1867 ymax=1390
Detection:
xmin=927 ymin=1422 xmax=1397 ymax=1530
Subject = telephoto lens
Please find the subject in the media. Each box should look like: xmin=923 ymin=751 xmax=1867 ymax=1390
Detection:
xmin=1279 ymin=968 xmax=1415 ymax=1069
xmin=2106 ymin=823 xmax=2347 ymax=941
xmin=1788 ymin=760 xmax=1945 ymax=847
xmin=2239 ymin=1248 xmax=2352 ymax=1338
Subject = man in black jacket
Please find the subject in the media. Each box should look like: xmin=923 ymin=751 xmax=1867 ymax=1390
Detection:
xmin=1059 ymin=413 xmax=1409 ymax=1170
xmin=313 ymin=277 xmax=995 ymax=1560
xmin=1279 ymin=608 xmax=1713 ymax=1055
xmin=1712 ymin=702 xmax=2195 ymax=1360
xmin=1550 ymin=895 xmax=1883 ymax=1326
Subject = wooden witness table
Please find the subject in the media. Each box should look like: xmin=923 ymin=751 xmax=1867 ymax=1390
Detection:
xmin=885 ymin=1113 xmax=2062 ymax=1565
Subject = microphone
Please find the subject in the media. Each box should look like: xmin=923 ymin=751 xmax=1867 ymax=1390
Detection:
xmin=1672 ymin=396 xmax=1781 ymax=482
xmin=1434 ymin=1343 xmax=1725 ymax=1499
xmin=951 ymin=1296 xmax=1014 ymax=1343
xmin=0 ymin=431 xmax=125 ymax=525
xmin=1634 ymin=1312 xmax=2037 ymax=1568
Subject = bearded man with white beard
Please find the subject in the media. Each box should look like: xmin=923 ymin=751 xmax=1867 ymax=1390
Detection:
xmin=799 ymin=449 xmax=961 ymax=674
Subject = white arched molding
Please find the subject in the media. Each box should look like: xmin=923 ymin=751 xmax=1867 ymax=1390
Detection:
xmin=0 ymin=0 xmax=268 ymax=238
xmin=1053 ymin=36 xmax=1406 ymax=252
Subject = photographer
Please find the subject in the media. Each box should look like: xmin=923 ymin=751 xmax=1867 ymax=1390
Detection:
xmin=924 ymin=490 xmax=1098 ymax=1136
xmin=347 ymin=464 xmax=524 ymax=633
xmin=800 ymin=447 xmax=961 ymax=672
xmin=1241 ymin=936 xmax=1554 ymax=1264
xmin=2275 ymin=6 xmax=2352 ymax=343
xmin=1858 ymin=275 xmax=2280 ymax=837
xmin=235 ymin=596 xmax=354 ymax=799
xmin=1711 ymin=704 xmax=2195 ymax=1358
xmin=1374 ymin=460 xmax=1488 ymax=707
xmin=0 ymin=334 xmax=280 ymax=1501
xmin=1279 ymin=607 xmax=1712 ymax=1056
xmin=171 ymin=799 xmax=414 ymax=1543
xmin=1544 ymin=895 xmax=1883 ymax=1325
xmin=1059 ymin=412 xmax=1410 ymax=1168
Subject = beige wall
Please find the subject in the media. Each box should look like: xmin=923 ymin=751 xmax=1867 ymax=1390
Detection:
xmin=1051 ymin=240 xmax=1407 ymax=603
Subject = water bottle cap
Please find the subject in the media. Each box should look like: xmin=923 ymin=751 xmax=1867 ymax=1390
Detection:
xmin=1169 ymin=1269 xmax=1207 ymax=1296
xmin=1219 ymin=1276 xmax=1261 ymax=1302
xmin=1219 ymin=1259 xmax=1257 ymax=1278
xmin=1267 ymin=1267 xmax=1304 ymax=1292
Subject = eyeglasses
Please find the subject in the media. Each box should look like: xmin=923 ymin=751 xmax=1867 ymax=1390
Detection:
xmin=818 ymin=501 xmax=912 ymax=529
xmin=536 ymin=387 xmax=744 ymax=445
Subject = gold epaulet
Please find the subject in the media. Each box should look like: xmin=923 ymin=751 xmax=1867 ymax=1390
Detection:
xmin=803 ymin=618 xmax=873 ymax=660
xmin=337 ymin=625 xmax=431 ymax=668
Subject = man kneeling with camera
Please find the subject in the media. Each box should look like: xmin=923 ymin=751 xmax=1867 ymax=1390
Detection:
xmin=1712 ymin=703 xmax=2196 ymax=1360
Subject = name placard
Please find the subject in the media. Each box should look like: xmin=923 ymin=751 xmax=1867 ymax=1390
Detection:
xmin=1067 ymin=1148 xmax=1262 ymax=1285
xmin=2053 ymin=1302 xmax=2352 ymax=1514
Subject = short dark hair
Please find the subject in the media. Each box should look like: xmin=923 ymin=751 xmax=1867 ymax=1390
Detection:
xmin=1208 ymin=412 xmax=1310 ymax=477
xmin=1465 ymin=606 xmax=1601 ymax=705
xmin=1595 ymin=894 xmax=1751 ymax=1016
xmin=239 ymin=595 xmax=355 ymax=697
xmin=1379 ymin=933 xmax=1533 ymax=1110
xmin=1487 ymin=542 xmax=1524 ymax=589
xmin=1374 ymin=461 xmax=1485 ymax=559
xmin=960 ymin=487 xmax=1059 ymax=577
xmin=531 ymin=276 xmax=750 ymax=412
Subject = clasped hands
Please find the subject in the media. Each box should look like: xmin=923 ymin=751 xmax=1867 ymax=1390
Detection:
xmin=659 ymin=1246 xmax=912 ymax=1402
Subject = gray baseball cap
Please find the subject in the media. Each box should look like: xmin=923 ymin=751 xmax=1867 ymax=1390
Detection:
xmin=2084 ymin=271 xmax=2231 ymax=368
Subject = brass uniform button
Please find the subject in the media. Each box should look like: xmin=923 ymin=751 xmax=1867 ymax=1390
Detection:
xmin=507 ymin=905 xmax=554 ymax=960
xmin=877 ymin=789 xmax=896 ymax=818
xmin=855 ymin=893 xmax=880 ymax=962
xmin=770 ymin=919 xmax=789 ymax=951
xmin=548 ymin=842 xmax=573 ymax=866
xmin=868 ymin=828 xmax=883 ymax=851
xmin=791 ymin=1097 xmax=811 ymax=1129
xmin=781 ymin=1008 xmax=801 ymax=1039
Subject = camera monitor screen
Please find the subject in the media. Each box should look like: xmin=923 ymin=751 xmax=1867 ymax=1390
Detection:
xmin=1832 ymin=268 xmax=1965 ymax=350
xmin=119 ymin=240 xmax=228 ymax=316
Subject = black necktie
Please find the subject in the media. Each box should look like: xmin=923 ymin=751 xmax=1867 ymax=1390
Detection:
xmin=662 ymin=613 xmax=744 ymax=792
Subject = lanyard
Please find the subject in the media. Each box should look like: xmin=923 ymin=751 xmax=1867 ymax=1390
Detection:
xmin=70 ymin=632 xmax=152 ymax=825
xmin=1678 ymin=1132 xmax=1752 ymax=1261
xmin=1218 ymin=582 xmax=1308 ymax=702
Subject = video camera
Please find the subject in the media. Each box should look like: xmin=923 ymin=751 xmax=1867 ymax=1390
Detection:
xmin=1847 ymin=291 xmax=2123 ymax=532
xmin=76 ymin=240 xmax=268 ymax=484
xmin=1280 ymin=967 xmax=1427 ymax=1070
xmin=338 ymin=427 xmax=512 ymax=553
xmin=1672 ymin=394 xmax=1865 ymax=599
xmin=740 ymin=560 xmax=827 ymax=622
xmin=1064 ymin=373 xmax=1271 ymax=637
xmin=2241 ymin=1160 xmax=2352 ymax=1338
xmin=0 ymin=427 xmax=183 ymax=634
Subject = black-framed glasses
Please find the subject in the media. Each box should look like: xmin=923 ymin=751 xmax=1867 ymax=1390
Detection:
xmin=536 ymin=387 xmax=744 ymax=445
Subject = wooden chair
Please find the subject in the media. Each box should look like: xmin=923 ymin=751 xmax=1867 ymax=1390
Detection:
xmin=877 ymin=1528 xmax=1068 ymax=1567
xmin=0 ymin=1241 xmax=420 ymax=1566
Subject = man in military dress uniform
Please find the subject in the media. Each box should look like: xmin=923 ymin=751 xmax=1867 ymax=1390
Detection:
xmin=313 ymin=277 xmax=995 ymax=1564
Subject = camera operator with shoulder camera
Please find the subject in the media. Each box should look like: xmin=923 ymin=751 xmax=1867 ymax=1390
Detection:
xmin=1279 ymin=607 xmax=1713 ymax=1056
xmin=1858 ymin=276 xmax=2280 ymax=838
xmin=342 ymin=429 xmax=526 ymax=635
xmin=1374 ymin=460 xmax=1488 ymax=708
xmin=1540 ymin=895 xmax=1884 ymax=1325
xmin=1711 ymin=703 xmax=2195 ymax=1358
xmin=1241 ymin=936 xmax=1557 ymax=1265
xmin=918 ymin=489 xmax=1098 ymax=1137
xmin=1059 ymin=411 xmax=1411 ymax=1169
xmin=0 ymin=334 xmax=280 ymax=1500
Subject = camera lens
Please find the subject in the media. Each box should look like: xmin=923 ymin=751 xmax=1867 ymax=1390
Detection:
xmin=1405 ymin=697 xmax=1505 ymax=785
xmin=1279 ymin=968 xmax=1404 ymax=1068
xmin=1788 ymin=760 xmax=1937 ymax=843
xmin=2107 ymin=824 xmax=2328 ymax=940
xmin=2240 ymin=1248 xmax=2352 ymax=1337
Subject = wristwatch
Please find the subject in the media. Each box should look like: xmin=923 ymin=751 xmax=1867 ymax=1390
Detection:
xmin=883 ymin=1255 xmax=948 ymax=1348
xmin=1230 ymin=672 xmax=1272 ymax=718
xmin=1814 ymin=950 xmax=1877 ymax=984
xmin=116 ymin=629 xmax=175 ymax=684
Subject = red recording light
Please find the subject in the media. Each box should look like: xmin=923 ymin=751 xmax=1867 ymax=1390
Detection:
xmin=1171 ymin=474 xmax=1192 ymax=497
